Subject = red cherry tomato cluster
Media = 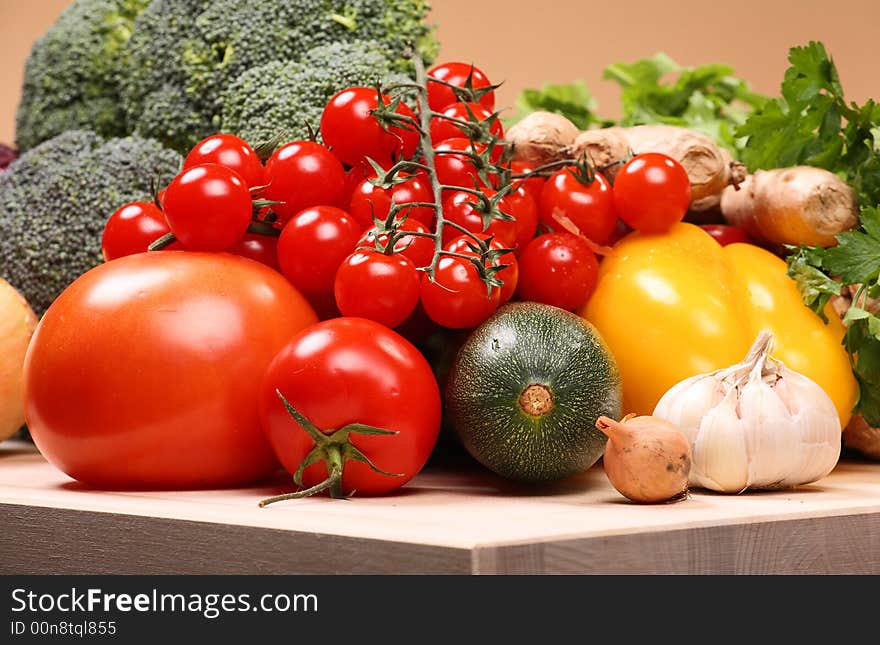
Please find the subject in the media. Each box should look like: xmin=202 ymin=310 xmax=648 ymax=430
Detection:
xmin=100 ymin=61 xmax=701 ymax=335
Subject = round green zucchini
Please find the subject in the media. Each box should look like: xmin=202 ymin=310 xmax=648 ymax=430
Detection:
xmin=445 ymin=302 xmax=622 ymax=482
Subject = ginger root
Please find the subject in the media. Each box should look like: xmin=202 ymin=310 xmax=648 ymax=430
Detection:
xmin=504 ymin=111 xmax=579 ymax=166
xmin=721 ymin=166 xmax=859 ymax=247
xmin=844 ymin=415 xmax=880 ymax=460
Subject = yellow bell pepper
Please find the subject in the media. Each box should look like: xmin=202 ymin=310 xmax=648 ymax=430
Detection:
xmin=580 ymin=223 xmax=856 ymax=426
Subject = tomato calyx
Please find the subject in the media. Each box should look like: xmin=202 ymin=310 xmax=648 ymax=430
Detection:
xmin=258 ymin=390 xmax=402 ymax=505
xmin=427 ymin=67 xmax=502 ymax=107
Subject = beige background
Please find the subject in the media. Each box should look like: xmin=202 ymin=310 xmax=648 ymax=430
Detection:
xmin=1 ymin=0 xmax=878 ymax=146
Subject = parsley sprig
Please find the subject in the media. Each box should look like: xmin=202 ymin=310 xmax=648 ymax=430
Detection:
xmin=765 ymin=43 xmax=880 ymax=424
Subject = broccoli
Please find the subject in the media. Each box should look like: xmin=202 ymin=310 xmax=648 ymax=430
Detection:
xmin=15 ymin=0 xmax=151 ymax=152
xmin=222 ymin=41 xmax=410 ymax=147
xmin=121 ymin=0 xmax=437 ymax=152
xmin=0 ymin=131 xmax=181 ymax=315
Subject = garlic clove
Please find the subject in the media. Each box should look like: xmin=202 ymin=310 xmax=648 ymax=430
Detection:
xmin=654 ymin=374 xmax=723 ymax=442
xmin=778 ymin=371 xmax=841 ymax=485
xmin=739 ymin=373 xmax=803 ymax=488
xmin=691 ymin=391 xmax=749 ymax=492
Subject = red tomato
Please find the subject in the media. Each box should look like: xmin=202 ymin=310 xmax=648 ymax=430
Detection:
xmin=163 ymin=164 xmax=253 ymax=252
xmin=23 ymin=252 xmax=317 ymax=488
xmin=259 ymin=318 xmax=441 ymax=497
xmin=442 ymin=189 xmax=516 ymax=247
xmin=320 ymin=87 xmax=418 ymax=167
xmin=277 ymin=206 xmax=361 ymax=295
xmin=334 ymin=250 xmax=420 ymax=328
xmin=227 ymin=233 xmax=280 ymax=270
xmin=517 ymin=233 xmax=599 ymax=311
xmin=507 ymin=160 xmax=546 ymax=202
xmin=700 ymin=224 xmax=753 ymax=246
xmin=500 ymin=185 xmax=538 ymax=252
xmin=349 ymin=174 xmax=434 ymax=229
xmin=183 ymin=134 xmax=264 ymax=188
xmin=427 ymin=61 xmax=495 ymax=112
xmin=539 ymin=168 xmax=618 ymax=245
xmin=613 ymin=153 xmax=691 ymax=233
xmin=430 ymin=102 xmax=503 ymax=145
xmin=360 ymin=218 xmax=434 ymax=269
xmin=420 ymin=257 xmax=500 ymax=328
xmin=101 ymin=201 xmax=170 ymax=261
xmin=445 ymin=234 xmax=518 ymax=304
xmin=341 ymin=161 xmax=378 ymax=207
xmin=263 ymin=141 xmax=346 ymax=224
xmin=433 ymin=137 xmax=489 ymax=189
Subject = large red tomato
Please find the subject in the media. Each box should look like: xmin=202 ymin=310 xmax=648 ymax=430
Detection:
xmin=23 ymin=252 xmax=318 ymax=489
xmin=259 ymin=318 xmax=441 ymax=498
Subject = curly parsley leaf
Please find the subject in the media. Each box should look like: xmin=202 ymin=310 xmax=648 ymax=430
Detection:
xmin=785 ymin=246 xmax=842 ymax=322
xmin=738 ymin=41 xmax=880 ymax=207
xmin=823 ymin=206 xmax=880 ymax=284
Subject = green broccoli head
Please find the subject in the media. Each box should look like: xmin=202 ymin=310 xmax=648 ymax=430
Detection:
xmin=0 ymin=130 xmax=181 ymax=315
xmin=121 ymin=0 xmax=437 ymax=152
xmin=15 ymin=0 xmax=151 ymax=152
xmin=222 ymin=41 xmax=411 ymax=148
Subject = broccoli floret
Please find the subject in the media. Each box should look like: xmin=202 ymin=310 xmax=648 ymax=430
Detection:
xmin=15 ymin=0 xmax=151 ymax=152
xmin=222 ymin=41 xmax=410 ymax=147
xmin=0 ymin=131 xmax=181 ymax=315
xmin=121 ymin=0 xmax=436 ymax=152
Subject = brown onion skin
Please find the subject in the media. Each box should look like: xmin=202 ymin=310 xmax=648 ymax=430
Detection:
xmin=596 ymin=414 xmax=691 ymax=503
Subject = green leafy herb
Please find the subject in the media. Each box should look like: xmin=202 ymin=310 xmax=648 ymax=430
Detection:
xmin=790 ymin=207 xmax=880 ymax=425
xmin=737 ymin=41 xmax=880 ymax=207
xmin=509 ymin=53 xmax=764 ymax=154
xmin=511 ymin=80 xmax=611 ymax=130
xmin=760 ymin=42 xmax=880 ymax=426
xmin=604 ymin=53 xmax=766 ymax=154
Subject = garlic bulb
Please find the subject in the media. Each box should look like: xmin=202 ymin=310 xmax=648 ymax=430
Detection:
xmin=653 ymin=331 xmax=841 ymax=492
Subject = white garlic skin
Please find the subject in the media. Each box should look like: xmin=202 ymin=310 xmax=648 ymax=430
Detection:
xmin=653 ymin=332 xmax=842 ymax=493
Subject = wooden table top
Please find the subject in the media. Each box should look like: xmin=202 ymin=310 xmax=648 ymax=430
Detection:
xmin=2 ymin=441 xmax=879 ymax=574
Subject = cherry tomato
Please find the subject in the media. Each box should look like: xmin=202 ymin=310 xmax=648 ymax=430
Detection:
xmin=101 ymin=201 xmax=170 ymax=261
xmin=539 ymin=168 xmax=618 ymax=245
xmin=320 ymin=87 xmax=418 ymax=167
xmin=500 ymin=185 xmax=538 ymax=252
xmin=277 ymin=206 xmax=361 ymax=295
xmin=613 ymin=153 xmax=691 ymax=233
xmin=227 ymin=233 xmax=280 ymax=270
xmin=442 ymin=189 xmax=516 ymax=247
xmin=420 ymin=256 xmax=500 ymax=328
xmin=23 ymin=252 xmax=318 ymax=488
xmin=430 ymin=102 xmax=503 ymax=145
xmin=163 ymin=164 xmax=253 ymax=252
xmin=517 ymin=233 xmax=599 ymax=311
xmin=183 ymin=133 xmax=264 ymax=188
xmin=259 ymin=318 xmax=441 ymax=496
xmin=507 ymin=160 xmax=546 ymax=202
xmin=263 ymin=141 xmax=346 ymax=224
xmin=427 ymin=61 xmax=495 ymax=112
xmin=341 ymin=161 xmax=378 ymax=207
xmin=445 ymin=234 xmax=518 ymax=304
xmin=700 ymin=224 xmax=753 ymax=246
xmin=334 ymin=250 xmax=420 ymax=328
xmin=349 ymin=174 xmax=434 ymax=229
xmin=433 ymin=137 xmax=489 ymax=189
xmin=360 ymin=218 xmax=434 ymax=269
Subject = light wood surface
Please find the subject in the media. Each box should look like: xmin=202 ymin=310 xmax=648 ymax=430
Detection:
xmin=2 ymin=441 xmax=880 ymax=574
